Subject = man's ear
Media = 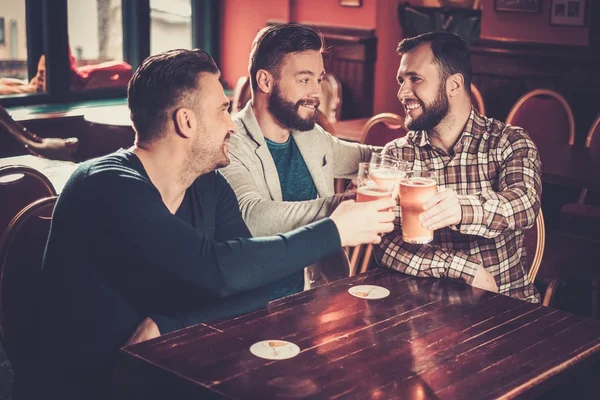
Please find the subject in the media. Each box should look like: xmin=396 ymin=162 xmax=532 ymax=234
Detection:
xmin=256 ymin=69 xmax=274 ymax=94
xmin=174 ymin=108 xmax=194 ymax=138
xmin=447 ymin=73 xmax=464 ymax=98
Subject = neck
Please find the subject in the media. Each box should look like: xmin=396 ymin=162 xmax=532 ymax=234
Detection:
xmin=252 ymin=96 xmax=291 ymax=143
xmin=429 ymin=100 xmax=472 ymax=154
xmin=132 ymin=139 xmax=201 ymax=214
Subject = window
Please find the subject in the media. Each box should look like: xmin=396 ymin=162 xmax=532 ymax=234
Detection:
xmin=0 ymin=0 xmax=220 ymax=107
xmin=0 ymin=1 xmax=32 ymax=95
xmin=68 ymin=0 xmax=128 ymax=91
xmin=150 ymin=0 xmax=192 ymax=55
xmin=0 ymin=17 xmax=5 ymax=45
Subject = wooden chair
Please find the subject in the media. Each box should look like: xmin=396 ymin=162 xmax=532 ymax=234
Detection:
xmin=0 ymin=165 xmax=56 ymax=238
xmin=505 ymin=89 xmax=575 ymax=146
xmin=470 ymin=83 xmax=485 ymax=115
xmin=348 ymin=113 xmax=410 ymax=275
xmin=319 ymin=72 xmax=343 ymax=124
xmin=231 ymin=76 xmax=252 ymax=114
xmin=523 ymin=211 xmax=546 ymax=285
xmin=0 ymin=196 xmax=57 ymax=396
xmin=560 ymin=114 xmax=600 ymax=240
xmin=359 ymin=113 xmax=408 ymax=148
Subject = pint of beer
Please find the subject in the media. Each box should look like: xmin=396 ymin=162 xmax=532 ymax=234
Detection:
xmin=399 ymin=171 xmax=437 ymax=244
xmin=356 ymin=162 xmax=397 ymax=203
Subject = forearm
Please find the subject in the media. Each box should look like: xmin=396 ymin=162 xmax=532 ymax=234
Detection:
xmin=374 ymin=230 xmax=479 ymax=284
xmin=455 ymin=184 xmax=540 ymax=239
xmin=239 ymin=195 xmax=344 ymax=237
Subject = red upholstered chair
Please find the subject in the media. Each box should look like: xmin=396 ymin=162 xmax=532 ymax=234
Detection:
xmin=231 ymin=76 xmax=252 ymax=114
xmin=0 ymin=165 xmax=56 ymax=238
xmin=505 ymin=89 xmax=575 ymax=147
xmin=0 ymin=196 xmax=57 ymax=397
xmin=470 ymin=83 xmax=485 ymax=115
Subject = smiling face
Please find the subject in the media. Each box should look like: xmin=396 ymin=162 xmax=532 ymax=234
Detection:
xmin=267 ymin=50 xmax=324 ymax=131
xmin=397 ymin=44 xmax=449 ymax=132
xmin=184 ymin=73 xmax=236 ymax=176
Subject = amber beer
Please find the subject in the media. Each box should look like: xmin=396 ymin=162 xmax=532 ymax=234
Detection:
xmin=356 ymin=162 xmax=396 ymax=203
xmin=399 ymin=171 xmax=437 ymax=243
xmin=356 ymin=186 xmax=393 ymax=202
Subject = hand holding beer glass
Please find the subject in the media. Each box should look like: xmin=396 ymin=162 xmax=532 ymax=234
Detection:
xmin=399 ymin=171 xmax=438 ymax=244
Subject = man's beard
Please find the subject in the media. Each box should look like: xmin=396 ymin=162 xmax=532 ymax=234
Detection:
xmin=268 ymin=83 xmax=319 ymax=132
xmin=406 ymin=81 xmax=449 ymax=132
xmin=181 ymin=129 xmax=230 ymax=183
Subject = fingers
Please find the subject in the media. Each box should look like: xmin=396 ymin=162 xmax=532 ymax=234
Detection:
xmin=422 ymin=188 xmax=451 ymax=211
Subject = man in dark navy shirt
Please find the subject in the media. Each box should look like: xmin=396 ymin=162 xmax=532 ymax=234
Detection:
xmin=32 ymin=49 xmax=394 ymax=399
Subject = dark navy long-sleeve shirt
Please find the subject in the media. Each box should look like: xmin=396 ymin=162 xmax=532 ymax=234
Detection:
xmin=34 ymin=150 xmax=341 ymax=399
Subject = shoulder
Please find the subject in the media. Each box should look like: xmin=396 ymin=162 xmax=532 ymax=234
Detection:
xmin=486 ymin=118 xmax=538 ymax=153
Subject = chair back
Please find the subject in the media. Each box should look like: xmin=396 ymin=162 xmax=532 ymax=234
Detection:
xmin=505 ymin=89 xmax=575 ymax=146
xmin=231 ymin=76 xmax=252 ymax=114
xmin=522 ymin=210 xmax=546 ymax=283
xmin=0 ymin=165 xmax=56 ymax=238
xmin=585 ymin=113 xmax=600 ymax=151
xmin=319 ymin=73 xmax=343 ymax=124
xmin=470 ymin=83 xmax=485 ymax=115
xmin=359 ymin=113 xmax=408 ymax=147
xmin=0 ymin=196 xmax=57 ymax=381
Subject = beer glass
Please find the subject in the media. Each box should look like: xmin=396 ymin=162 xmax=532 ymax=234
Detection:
xmin=356 ymin=162 xmax=397 ymax=203
xmin=369 ymin=153 xmax=409 ymax=199
xmin=399 ymin=171 xmax=438 ymax=244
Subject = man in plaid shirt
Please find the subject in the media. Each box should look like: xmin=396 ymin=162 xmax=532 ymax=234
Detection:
xmin=375 ymin=32 xmax=541 ymax=302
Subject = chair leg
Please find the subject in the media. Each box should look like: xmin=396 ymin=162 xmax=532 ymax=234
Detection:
xmin=542 ymin=279 xmax=560 ymax=307
xmin=349 ymin=245 xmax=363 ymax=277
xmin=358 ymin=245 xmax=373 ymax=275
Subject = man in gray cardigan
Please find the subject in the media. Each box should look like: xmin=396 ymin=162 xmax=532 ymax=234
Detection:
xmin=220 ymin=24 xmax=378 ymax=294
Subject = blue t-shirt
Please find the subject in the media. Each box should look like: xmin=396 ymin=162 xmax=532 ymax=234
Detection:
xmin=266 ymin=135 xmax=318 ymax=297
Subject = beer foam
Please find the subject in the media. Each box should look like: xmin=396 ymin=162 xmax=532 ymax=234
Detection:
xmin=400 ymin=177 xmax=436 ymax=187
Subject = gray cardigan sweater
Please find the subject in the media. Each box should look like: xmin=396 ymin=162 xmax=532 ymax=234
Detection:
xmin=220 ymin=102 xmax=379 ymax=287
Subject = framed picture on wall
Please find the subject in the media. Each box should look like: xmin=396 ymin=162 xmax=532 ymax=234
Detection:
xmin=550 ymin=0 xmax=586 ymax=26
xmin=494 ymin=0 xmax=541 ymax=13
xmin=339 ymin=0 xmax=361 ymax=7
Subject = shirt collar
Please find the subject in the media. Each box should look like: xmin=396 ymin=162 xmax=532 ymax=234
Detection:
xmin=410 ymin=107 xmax=485 ymax=150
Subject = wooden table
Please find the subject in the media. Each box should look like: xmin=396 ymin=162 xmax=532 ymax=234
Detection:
xmin=331 ymin=117 xmax=368 ymax=142
xmin=115 ymin=269 xmax=600 ymax=399
xmin=0 ymin=155 xmax=78 ymax=194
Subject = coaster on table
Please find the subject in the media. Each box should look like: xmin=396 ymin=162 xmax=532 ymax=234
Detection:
xmin=348 ymin=285 xmax=390 ymax=300
xmin=249 ymin=340 xmax=300 ymax=360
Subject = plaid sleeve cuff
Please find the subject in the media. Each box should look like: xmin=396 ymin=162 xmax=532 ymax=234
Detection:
xmin=444 ymin=251 xmax=480 ymax=284
xmin=456 ymin=194 xmax=486 ymax=236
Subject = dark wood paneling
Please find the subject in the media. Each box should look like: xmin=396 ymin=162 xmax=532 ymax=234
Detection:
xmin=471 ymin=40 xmax=600 ymax=145
xmin=310 ymin=24 xmax=377 ymax=120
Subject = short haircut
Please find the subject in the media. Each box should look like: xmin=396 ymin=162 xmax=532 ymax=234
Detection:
xmin=128 ymin=48 xmax=220 ymax=143
xmin=397 ymin=31 xmax=472 ymax=94
xmin=248 ymin=23 xmax=324 ymax=91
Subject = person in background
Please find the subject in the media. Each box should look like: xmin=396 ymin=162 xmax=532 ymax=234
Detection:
xmin=221 ymin=24 xmax=379 ymax=293
xmin=0 ymin=104 xmax=78 ymax=161
xmin=375 ymin=31 xmax=541 ymax=302
xmin=31 ymin=48 xmax=394 ymax=400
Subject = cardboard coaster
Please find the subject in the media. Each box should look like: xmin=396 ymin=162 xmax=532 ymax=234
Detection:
xmin=348 ymin=285 xmax=390 ymax=300
xmin=249 ymin=340 xmax=300 ymax=360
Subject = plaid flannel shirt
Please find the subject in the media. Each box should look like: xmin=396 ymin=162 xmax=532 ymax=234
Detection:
xmin=374 ymin=109 xmax=542 ymax=303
